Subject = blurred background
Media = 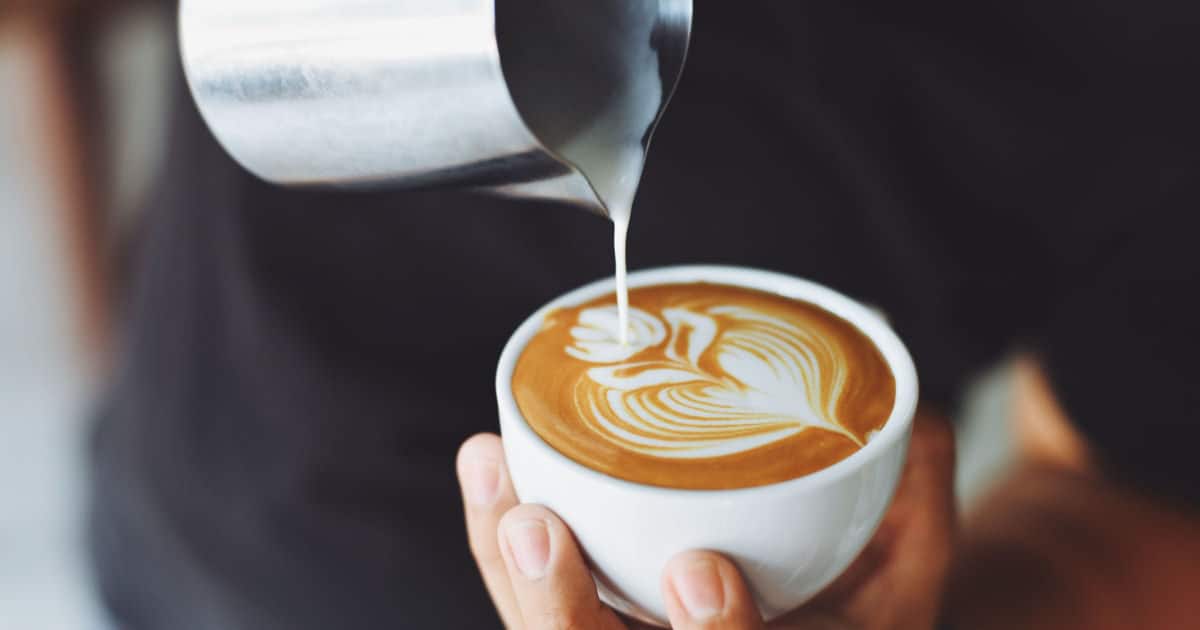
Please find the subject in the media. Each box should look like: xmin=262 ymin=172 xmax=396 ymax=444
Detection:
xmin=1 ymin=5 xmax=170 ymax=628
xmin=0 ymin=6 xmax=1017 ymax=629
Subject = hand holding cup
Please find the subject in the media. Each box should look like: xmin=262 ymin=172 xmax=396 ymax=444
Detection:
xmin=457 ymin=408 xmax=955 ymax=629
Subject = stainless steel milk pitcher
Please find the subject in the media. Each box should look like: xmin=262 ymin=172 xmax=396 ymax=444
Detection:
xmin=179 ymin=0 xmax=693 ymax=215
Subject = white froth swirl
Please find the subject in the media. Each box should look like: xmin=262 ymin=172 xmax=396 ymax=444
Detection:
xmin=565 ymin=304 xmax=863 ymax=459
xmin=565 ymin=305 xmax=666 ymax=363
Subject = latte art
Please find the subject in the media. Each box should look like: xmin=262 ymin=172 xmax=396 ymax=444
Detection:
xmin=514 ymin=283 xmax=895 ymax=489
xmin=571 ymin=304 xmax=862 ymax=458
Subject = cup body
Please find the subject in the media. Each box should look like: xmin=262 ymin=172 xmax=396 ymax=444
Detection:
xmin=496 ymin=266 xmax=919 ymax=625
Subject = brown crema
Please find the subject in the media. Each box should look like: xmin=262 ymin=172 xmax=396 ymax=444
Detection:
xmin=513 ymin=283 xmax=895 ymax=490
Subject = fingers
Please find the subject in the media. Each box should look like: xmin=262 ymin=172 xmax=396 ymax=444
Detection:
xmin=662 ymin=551 xmax=764 ymax=630
xmin=882 ymin=411 xmax=957 ymax=627
xmin=816 ymin=409 xmax=957 ymax=628
xmin=498 ymin=504 xmax=626 ymax=630
xmin=894 ymin=410 xmax=958 ymax=578
xmin=457 ymin=433 xmax=523 ymax=628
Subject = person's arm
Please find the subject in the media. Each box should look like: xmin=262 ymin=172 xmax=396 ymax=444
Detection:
xmin=944 ymin=358 xmax=1200 ymax=630
xmin=1 ymin=3 xmax=118 ymax=364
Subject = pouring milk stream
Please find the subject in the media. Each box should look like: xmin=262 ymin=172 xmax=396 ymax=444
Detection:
xmin=495 ymin=0 xmax=676 ymax=346
xmin=180 ymin=0 xmax=692 ymax=345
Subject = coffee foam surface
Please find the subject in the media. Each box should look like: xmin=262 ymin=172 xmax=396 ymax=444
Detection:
xmin=513 ymin=283 xmax=895 ymax=489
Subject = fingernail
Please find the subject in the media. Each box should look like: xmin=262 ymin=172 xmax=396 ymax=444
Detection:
xmin=505 ymin=518 xmax=550 ymax=580
xmin=463 ymin=458 xmax=500 ymax=507
xmin=671 ymin=558 xmax=724 ymax=621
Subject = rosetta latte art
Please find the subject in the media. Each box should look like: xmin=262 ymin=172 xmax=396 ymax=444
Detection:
xmin=513 ymin=283 xmax=895 ymax=489
xmin=568 ymin=305 xmax=864 ymax=458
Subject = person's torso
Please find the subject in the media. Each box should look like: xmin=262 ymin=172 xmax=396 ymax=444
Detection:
xmin=92 ymin=2 xmax=1200 ymax=628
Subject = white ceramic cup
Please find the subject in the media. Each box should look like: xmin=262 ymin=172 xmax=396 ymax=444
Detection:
xmin=496 ymin=265 xmax=919 ymax=626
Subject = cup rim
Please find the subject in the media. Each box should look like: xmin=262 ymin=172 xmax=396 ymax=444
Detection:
xmin=496 ymin=265 xmax=919 ymax=498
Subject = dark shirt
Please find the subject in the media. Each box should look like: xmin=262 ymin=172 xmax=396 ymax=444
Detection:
xmin=91 ymin=2 xmax=1200 ymax=628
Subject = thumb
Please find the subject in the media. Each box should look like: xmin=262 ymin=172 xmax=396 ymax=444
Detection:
xmin=662 ymin=551 xmax=764 ymax=630
xmin=498 ymin=504 xmax=626 ymax=630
